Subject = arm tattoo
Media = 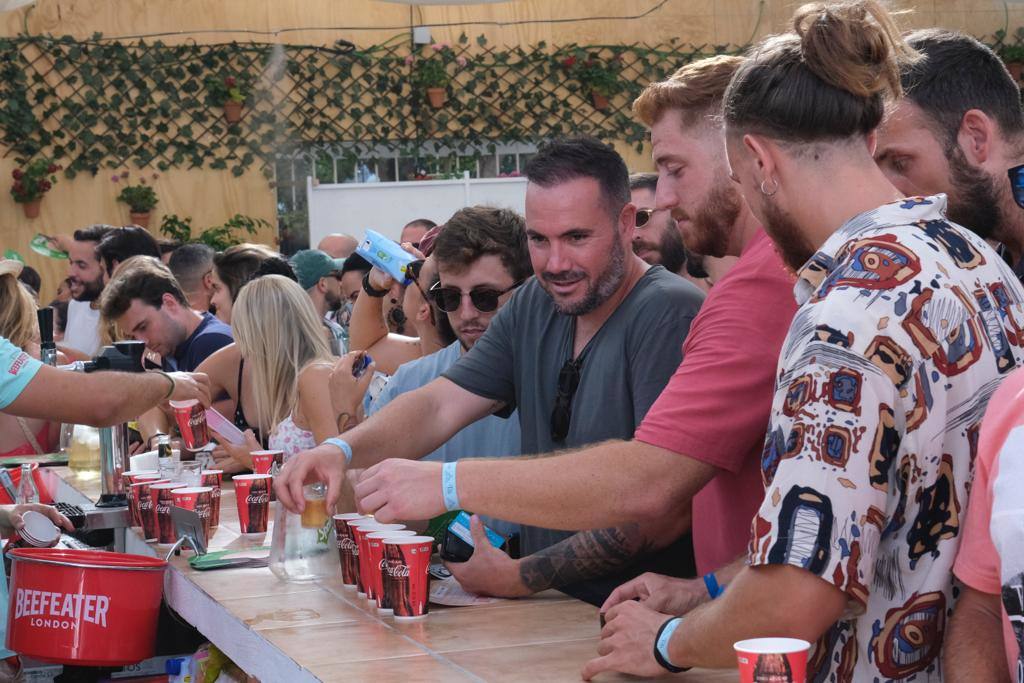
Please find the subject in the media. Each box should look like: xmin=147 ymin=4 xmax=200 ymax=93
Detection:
xmin=518 ymin=523 xmax=654 ymax=592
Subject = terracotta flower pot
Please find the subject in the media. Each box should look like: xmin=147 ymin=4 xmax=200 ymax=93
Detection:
xmin=591 ymin=91 xmax=609 ymax=111
xmin=1007 ymin=61 xmax=1024 ymax=82
xmin=426 ymin=87 xmax=447 ymax=109
xmin=223 ymin=101 xmax=243 ymax=123
xmin=129 ymin=211 xmax=151 ymax=229
xmin=21 ymin=199 xmax=40 ymax=219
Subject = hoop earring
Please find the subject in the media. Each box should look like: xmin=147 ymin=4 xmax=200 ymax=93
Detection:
xmin=760 ymin=178 xmax=779 ymax=197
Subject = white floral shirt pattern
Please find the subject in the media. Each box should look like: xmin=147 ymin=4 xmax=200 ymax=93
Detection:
xmin=750 ymin=195 xmax=1024 ymax=681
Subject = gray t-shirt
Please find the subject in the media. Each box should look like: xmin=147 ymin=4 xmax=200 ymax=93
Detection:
xmin=443 ymin=266 xmax=704 ymax=557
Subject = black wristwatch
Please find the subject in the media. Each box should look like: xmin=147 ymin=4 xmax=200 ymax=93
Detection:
xmin=362 ymin=272 xmax=389 ymax=298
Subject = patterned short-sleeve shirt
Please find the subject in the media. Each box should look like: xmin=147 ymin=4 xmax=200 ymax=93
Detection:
xmin=749 ymin=195 xmax=1024 ymax=681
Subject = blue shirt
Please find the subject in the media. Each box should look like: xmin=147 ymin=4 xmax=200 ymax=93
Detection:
xmin=0 ymin=336 xmax=42 ymax=410
xmin=163 ymin=313 xmax=233 ymax=373
xmin=369 ymin=341 xmax=522 ymax=537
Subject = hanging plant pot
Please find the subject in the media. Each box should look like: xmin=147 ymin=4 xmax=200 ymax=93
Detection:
xmin=223 ymin=101 xmax=244 ymax=123
xmin=1007 ymin=61 xmax=1024 ymax=82
xmin=426 ymin=87 xmax=447 ymax=108
xmin=21 ymin=200 xmax=41 ymax=219
xmin=591 ymin=91 xmax=609 ymax=111
xmin=129 ymin=211 xmax=151 ymax=229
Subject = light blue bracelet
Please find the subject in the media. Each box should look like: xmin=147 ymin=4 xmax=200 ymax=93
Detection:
xmin=442 ymin=461 xmax=460 ymax=511
xmin=655 ymin=616 xmax=685 ymax=672
xmin=323 ymin=437 xmax=353 ymax=466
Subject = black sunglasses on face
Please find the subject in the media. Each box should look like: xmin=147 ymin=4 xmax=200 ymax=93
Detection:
xmin=428 ymin=280 xmax=520 ymax=313
xmin=635 ymin=208 xmax=655 ymax=228
xmin=1009 ymin=164 xmax=1024 ymax=210
xmin=550 ymin=357 xmax=582 ymax=443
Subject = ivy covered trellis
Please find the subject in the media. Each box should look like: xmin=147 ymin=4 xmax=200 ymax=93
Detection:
xmin=0 ymin=32 xmax=743 ymax=182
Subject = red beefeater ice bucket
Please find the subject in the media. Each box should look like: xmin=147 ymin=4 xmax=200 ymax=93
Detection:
xmin=6 ymin=548 xmax=167 ymax=666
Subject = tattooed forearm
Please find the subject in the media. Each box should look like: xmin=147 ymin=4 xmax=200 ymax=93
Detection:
xmin=518 ymin=523 xmax=654 ymax=592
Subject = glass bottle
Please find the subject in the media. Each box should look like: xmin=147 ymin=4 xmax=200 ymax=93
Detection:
xmin=269 ymin=483 xmax=338 ymax=582
xmin=16 ymin=464 xmax=39 ymax=504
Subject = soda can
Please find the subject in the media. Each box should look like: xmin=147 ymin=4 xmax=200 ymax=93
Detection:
xmin=169 ymin=399 xmax=211 ymax=449
xmin=171 ymin=486 xmax=214 ymax=541
xmin=333 ymin=513 xmax=368 ymax=587
xmin=367 ymin=530 xmax=416 ymax=612
xmin=201 ymin=470 xmax=223 ymax=528
xmin=384 ymin=536 xmax=435 ymax=619
xmin=233 ymin=474 xmax=271 ymax=534
xmin=150 ymin=482 xmax=186 ymax=544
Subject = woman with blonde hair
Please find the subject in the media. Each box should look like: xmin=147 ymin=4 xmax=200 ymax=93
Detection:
xmin=0 ymin=260 xmax=60 ymax=456
xmin=231 ymin=274 xmax=370 ymax=458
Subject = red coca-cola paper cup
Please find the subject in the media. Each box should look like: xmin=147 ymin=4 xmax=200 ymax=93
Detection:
xmin=333 ymin=513 xmax=368 ymax=587
xmin=350 ymin=521 xmax=402 ymax=598
xmin=171 ymin=486 xmax=214 ymax=541
xmin=384 ymin=535 xmax=434 ymax=619
xmin=367 ymin=530 xmax=417 ymax=612
xmin=150 ymin=482 xmax=186 ymax=544
xmin=122 ymin=472 xmax=160 ymax=528
xmin=233 ymin=474 xmax=271 ymax=534
xmin=133 ymin=478 xmax=169 ymax=541
xmin=734 ymin=638 xmax=810 ymax=683
xmin=201 ymin=470 xmax=223 ymax=529
xmin=250 ymin=450 xmax=283 ymax=501
xmin=169 ymin=399 xmax=211 ymax=449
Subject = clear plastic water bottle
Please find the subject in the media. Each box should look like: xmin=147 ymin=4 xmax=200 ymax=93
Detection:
xmin=17 ymin=464 xmax=39 ymax=504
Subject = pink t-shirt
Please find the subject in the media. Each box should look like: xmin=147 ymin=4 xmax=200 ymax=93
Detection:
xmin=953 ymin=367 xmax=1024 ymax=681
xmin=634 ymin=229 xmax=797 ymax=574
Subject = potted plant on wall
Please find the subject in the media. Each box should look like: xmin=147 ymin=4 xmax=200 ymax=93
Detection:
xmin=206 ymin=75 xmax=248 ymax=123
xmin=10 ymin=159 xmax=60 ymax=219
xmin=995 ymin=28 xmax=1024 ymax=81
xmin=408 ymin=43 xmax=468 ymax=108
xmin=114 ymin=171 xmax=159 ymax=228
xmin=560 ymin=50 xmax=625 ymax=111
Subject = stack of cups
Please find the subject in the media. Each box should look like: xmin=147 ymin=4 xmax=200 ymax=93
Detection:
xmin=332 ymin=513 xmax=369 ymax=588
xmin=201 ymin=470 xmax=223 ymax=529
xmin=150 ymin=481 xmax=186 ymax=544
xmin=171 ymin=486 xmax=214 ymax=541
xmin=120 ymin=471 xmax=161 ymax=528
xmin=367 ymin=530 xmax=416 ymax=613
xmin=233 ymin=473 xmax=272 ymax=535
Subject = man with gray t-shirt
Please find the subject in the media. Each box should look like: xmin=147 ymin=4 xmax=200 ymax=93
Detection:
xmin=278 ymin=136 xmax=704 ymax=604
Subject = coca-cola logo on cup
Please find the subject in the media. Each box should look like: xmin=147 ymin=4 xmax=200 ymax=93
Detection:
xmin=383 ymin=562 xmax=410 ymax=578
xmin=14 ymin=588 xmax=110 ymax=631
xmin=245 ymin=493 xmax=269 ymax=505
xmin=339 ymin=537 xmax=358 ymax=551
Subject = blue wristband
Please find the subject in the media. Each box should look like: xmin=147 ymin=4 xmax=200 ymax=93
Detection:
xmin=703 ymin=572 xmax=725 ymax=599
xmin=323 ymin=437 xmax=353 ymax=466
xmin=654 ymin=616 xmax=687 ymax=673
xmin=442 ymin=461 xmax=460 ymax=511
